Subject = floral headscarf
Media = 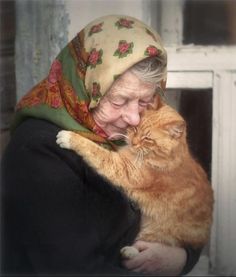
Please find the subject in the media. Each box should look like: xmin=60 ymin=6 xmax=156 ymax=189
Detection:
xmin=13 ymin=15 xmax=167 ymax=146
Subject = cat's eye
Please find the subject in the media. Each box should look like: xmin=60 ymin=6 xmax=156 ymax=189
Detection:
xmin=145 ymin=139 xmax=155 ymax=146
xmin=141 ymin=136 xmax=154 ymax=144
xmin=141 ymin=131 xmax=151 ymax=140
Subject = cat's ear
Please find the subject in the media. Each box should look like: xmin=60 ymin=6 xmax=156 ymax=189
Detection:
xmin=165 ymin=121 xmax=186 ymax=139
xmin=147 ymin=94 xmax=163 ymax=111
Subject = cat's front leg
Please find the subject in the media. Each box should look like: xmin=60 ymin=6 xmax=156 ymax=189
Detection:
xmin=56 ymin=130 xmax=140 ymax=191
xmin=56 ymin=130 xmax=98 ymax=158
xmin=56 ymin=130 xmax=117 ymax=180
xmin=56 ymin=130 xmax=73 ymax=150
xmin=56 ymin=130 xmax=109 ymax=161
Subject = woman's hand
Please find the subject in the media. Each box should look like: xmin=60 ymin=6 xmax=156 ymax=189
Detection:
xmin=121 ymin=240 xmax=187 ymax=276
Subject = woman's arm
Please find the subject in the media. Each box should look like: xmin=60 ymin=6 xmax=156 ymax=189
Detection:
xmin=1 ymin=119 xmax=138 ymax=275
xmin=122 ymin=240 xmax=201 ymax=276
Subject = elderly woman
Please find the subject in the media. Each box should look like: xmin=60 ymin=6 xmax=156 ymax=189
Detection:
xmin=1 ymin=15 xmax=201 ymax=275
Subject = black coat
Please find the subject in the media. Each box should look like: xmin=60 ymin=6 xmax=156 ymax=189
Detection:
xmin=1 ymin=118 xmax=201 ymax=276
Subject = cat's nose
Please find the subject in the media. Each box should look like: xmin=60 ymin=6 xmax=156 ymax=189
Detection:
xmin=132 ymin=136 xmax=140 ymax=147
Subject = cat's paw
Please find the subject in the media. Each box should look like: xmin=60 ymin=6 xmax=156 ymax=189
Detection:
xmin=56 ymin=130 xmax=72 ymax=149
xmin=120 ymin=246 xmax=139 ymax=259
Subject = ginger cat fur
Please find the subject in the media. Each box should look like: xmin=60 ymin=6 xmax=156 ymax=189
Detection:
xmin=56 ymin=98 xmax=214 ymax=253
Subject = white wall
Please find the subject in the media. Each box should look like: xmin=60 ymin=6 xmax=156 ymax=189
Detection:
xmin=65 ymin=0 xmax=149 ymax=40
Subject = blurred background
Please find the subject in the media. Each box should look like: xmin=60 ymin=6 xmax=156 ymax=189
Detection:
xmin=1 ymin=0 xmax=236 ymax=275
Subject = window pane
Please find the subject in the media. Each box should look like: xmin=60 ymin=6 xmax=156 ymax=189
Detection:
xmin=183 ymin=0 xmax=236 ymax=45
xmin=165 ymin=89 xmax=212 ymax=179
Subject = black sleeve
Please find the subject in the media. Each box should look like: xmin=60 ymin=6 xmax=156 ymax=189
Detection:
xmin=1 ymin=119 xmax=201 ymax=276
xmin=1 ymin=121 xmax=139 ymax=275
xmin=180 ymin=246 xmax=202 ymax=275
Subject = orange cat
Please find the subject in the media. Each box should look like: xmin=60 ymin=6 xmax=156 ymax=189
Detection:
xmin=56 ymin=99 xmax=214 ymax=258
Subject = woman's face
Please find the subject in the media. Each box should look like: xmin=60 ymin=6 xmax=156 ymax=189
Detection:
xmin=92 ymin=70 xmax=156 ymax=139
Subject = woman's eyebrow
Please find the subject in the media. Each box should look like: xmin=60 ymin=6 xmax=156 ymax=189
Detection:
xmin=141 ymin=95 xmax=154 ymax=101
xmin=108 ymin=94 xmax=127 ymax=101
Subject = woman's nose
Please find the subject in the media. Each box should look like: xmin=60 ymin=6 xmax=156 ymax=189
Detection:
xmin=123 ymin=104 xmax=140 ymax=126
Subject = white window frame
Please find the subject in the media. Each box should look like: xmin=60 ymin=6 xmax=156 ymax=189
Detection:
xmin=166 ymin=45 xmax=236 ymax=276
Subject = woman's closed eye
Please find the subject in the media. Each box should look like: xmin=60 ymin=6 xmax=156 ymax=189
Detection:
xmin=139 ymin=100 xmax=150 ymax=107
xmin=139 ymin=96 xmax=154 ymax=107
xmin=111 ymin=101 xmax=126 ymax=108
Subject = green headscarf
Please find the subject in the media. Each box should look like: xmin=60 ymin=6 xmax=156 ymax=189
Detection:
xmin=13 ymin=15 xmax=167 ymax=146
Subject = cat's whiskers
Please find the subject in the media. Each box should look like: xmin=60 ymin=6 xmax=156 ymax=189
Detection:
xmin=134 ymin=150 xmax=140 ymax=166
xmin=134 ymin=148 xmax=145 ymax=167
xmin=143 ymin=147 xmax=150 ymax=155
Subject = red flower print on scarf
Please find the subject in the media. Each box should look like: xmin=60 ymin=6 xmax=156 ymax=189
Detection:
xmin=30 ymin=97 xmax=42 ymax=106
xmin=88 ymin=48 xmax=103 ymax=68
xmin=115 ymin=18 xmax=134 ymax=29
xmin=88 ymin=22 xmax=104 ymax=36
xmin=144 ymin=45 xmax=159 ymax=57
xmin=31 ymin=89 xmax=47 ymax=107
xmin=48 ymin=60 xmax=62 ymax=84
xmin=51 ymin=97 xmax=62 ymax=108
xmin=45 ymin=84 xmax=63 ymax=109
xmin=113 ymin=40 xmax=134 ymax=58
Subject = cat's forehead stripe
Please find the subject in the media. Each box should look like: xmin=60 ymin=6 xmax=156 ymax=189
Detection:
xmin=142 ymin=112 xmax=162 ymax=126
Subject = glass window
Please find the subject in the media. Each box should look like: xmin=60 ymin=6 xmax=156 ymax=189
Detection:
xmin=165 ymin=89 xmax=212 ymax=179
xmin=183 ymin=0 xmax=236 ymax=45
